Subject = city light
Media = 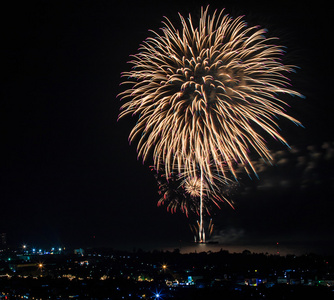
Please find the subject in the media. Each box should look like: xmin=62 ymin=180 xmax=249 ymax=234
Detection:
xmin=153 ymin=289 xmax=163 ymax=299
xmin=0 ymin=246 xmax=333 ymax=298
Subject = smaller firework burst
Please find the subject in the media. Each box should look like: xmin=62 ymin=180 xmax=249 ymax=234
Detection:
xmin=152 ymin=166 xmax=236 ymax=217
xmin=183 ymin=176 xmax=205 ymax=198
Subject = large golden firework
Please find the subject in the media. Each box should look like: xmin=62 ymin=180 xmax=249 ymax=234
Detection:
xmin=118 ymin=6 xmax=302 ymax=183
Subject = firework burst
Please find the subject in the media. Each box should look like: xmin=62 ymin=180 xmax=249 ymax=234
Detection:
xmin=118 ymin=6 xmax=302 ymax=182
xmin=183 ymin=176 xmax=203 ymax=198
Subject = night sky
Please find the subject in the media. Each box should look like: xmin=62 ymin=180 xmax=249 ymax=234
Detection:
xmin=2 ymin=0 xmax=334 ymax=254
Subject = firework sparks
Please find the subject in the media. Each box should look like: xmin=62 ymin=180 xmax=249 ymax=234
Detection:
xmin=118 ymin=6 xmax=303 ymax=182
xmin=190 ymin=218 xmax=215 ymax=243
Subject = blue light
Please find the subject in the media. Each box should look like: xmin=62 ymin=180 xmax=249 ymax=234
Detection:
xmin=153 ymin=290 xmax=163 ymax=299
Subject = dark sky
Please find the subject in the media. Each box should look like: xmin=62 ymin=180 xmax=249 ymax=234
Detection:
xmin=2 ymin=0 xmax=334 ymax=254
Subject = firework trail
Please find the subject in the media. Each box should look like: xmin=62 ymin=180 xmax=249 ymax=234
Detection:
xmin=118 ymin=6 xmax=303 ymax=182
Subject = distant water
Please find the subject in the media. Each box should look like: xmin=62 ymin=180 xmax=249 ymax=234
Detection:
xmin=114 ymin=240 xmax=334 ymax=256
xmin=175 ymin=242 xmax=334 ymax=256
